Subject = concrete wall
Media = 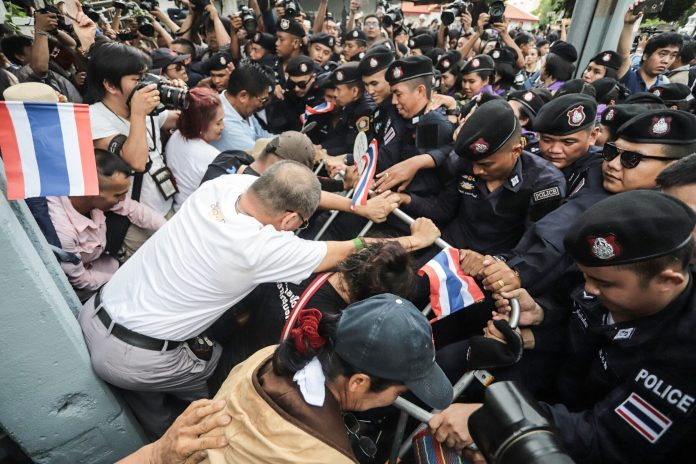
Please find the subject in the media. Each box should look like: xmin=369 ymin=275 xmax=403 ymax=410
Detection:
xmin=0 ymin=165 xmax=145 ymax=463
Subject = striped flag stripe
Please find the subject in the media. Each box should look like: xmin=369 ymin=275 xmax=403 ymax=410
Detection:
xmin=0 ymin=102 xmax=24 ymax=199
xmin=6 ymin=103 xmax=42 ymax=197
xmin=26 ymin=102 xmax=69 ymax=196
xmin=74 ymin=104 xmax=99 ymax=195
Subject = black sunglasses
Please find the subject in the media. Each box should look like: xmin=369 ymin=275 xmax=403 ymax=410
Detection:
xmin=344 ymin=413 xmax=378 ymax=459
xmin=286 ymin=209 xmax=309 ymax=230
xmin=287 ymin=78 xmax=312 ymax=90
xmin=602 ymin=143 xmax=681 ymax=169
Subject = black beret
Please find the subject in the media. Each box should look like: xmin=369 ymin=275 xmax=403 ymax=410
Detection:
xmin=359 ymin=45 xmax=394 ymax=76
xmin=436 ymin=50 xmax=462 ymax=74
xmin=534 ymin=94 xmax=597 ymax=135
xmin=321 ymin=60 xmax=339 ymax=73
xmin=600 ymin=104 xmax=645 ymax=130
xmin=455 ymin=100 xmax=518 ymax=160
xmin=277 ymin=17 xmax=305 ymax=38
xmin=489 ymin=46 xmax=518 ymax=67
xmin=651 ymin=83 xmax=692 ymax=102
xmin=385 ymin=55 xmax=433 ymax=84
xmin=589 ymin=50 xmax=622 ymax=70
xmin=316 ymin=73 xmax=335 ymax=90
xmin=554 ymin=79 xmax=597 ymax=99
xmin=461 ymin=54 xmax=495 ymax=75
xmin=344 ymin=29 xmax=367 ymax=43
xmin=308 ymin=32 xmax=336 ymax=49
xmin=508 ymin=89 xmax=549 ymax=117
xmin=549 ymin=41 xmax=578 ymax=63
xmin=370 ymin=39 xmax=395 ymax=51
xmin=425 ymin=47 xmax=446 ymax=66
xmin=591 ymin=78 xmax=621 ymax=104
xmin=564 ymin=190 xmax=696 ymax=267
xmin=252 ymin=32 xmax=276 ymax=52
xmin=202 ymin=52 xmax=233 ymax=72
xmin=408 ymin=34 xmax=434 ymax=52
xmin=287 ymin=55 xmax=316 ymax=77
xmin=615 ymin=109 xmax=696 ymax=145
xmin=625 ymin=92 xmax=664 ymax=106
xmin=330 ymin=62 xmax=361 ymax=85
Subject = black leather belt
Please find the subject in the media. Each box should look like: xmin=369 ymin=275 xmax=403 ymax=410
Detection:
xmin=95 ymin=290 xmax=181 ymax=351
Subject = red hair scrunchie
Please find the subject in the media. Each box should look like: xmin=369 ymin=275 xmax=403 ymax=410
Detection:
xmin=290 ymin=308 xmax=326 ymax=354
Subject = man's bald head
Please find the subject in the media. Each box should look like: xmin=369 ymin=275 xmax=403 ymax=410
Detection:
xmin=249 ymin=160 xmax=321 ymax=219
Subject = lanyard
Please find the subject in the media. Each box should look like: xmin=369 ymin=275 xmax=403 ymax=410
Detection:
xmin=280 ymin=272 xmax=334 ymax=341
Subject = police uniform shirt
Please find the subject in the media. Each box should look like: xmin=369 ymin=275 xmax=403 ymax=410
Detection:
xmin=537 ymin=275 xmax=696 ymax=462
xmin=322 ymin=93 xmax=376 ymax=156
xmin=404 ymin=151 xmax=567 ymax=255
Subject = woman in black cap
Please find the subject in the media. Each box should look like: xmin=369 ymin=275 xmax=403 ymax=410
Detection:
xmin=436 ymin=50 xmax=464 ymax=98
xmin=460 ymin=54 xmax=496 ymax=100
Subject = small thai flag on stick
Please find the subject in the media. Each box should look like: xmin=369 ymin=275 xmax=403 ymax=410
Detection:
xmin=351 ymin=139 xmax=378 ymax=211
xmin=0 ymin=101 xmax=97 ymax=200
xmin=300 ymin=101 xmax=335 ymax=125
xmin=419 ymin=248 xmax=485 ymax=319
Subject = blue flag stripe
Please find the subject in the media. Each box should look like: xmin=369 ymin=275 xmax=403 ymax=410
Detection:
xmin=434 ymin=249 xmax=465 ymax=312
xmin=26 ymin=103 xmax=69 ymax=197
xmin=624 ymin=401 xmax=663 ymax=433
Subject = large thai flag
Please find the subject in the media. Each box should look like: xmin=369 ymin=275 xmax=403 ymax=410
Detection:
xmin=351 ymin=139 xmax=378 ymax=211
xmin=419 ymin=248 xmax=485 ymax=319
xmin=300 ymin=101 xmax=335 ymax=125
xmin=0 ymin=101 xmax=97 ymax=200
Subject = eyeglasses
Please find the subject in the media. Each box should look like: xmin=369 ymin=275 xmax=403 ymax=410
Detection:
xmin=344 ymin=413 xmax=378 ymax=459
xmin=602 ymin=143 xmax=681 ymax=169
xmin=254 ymin=93 xmax=270 ymax=106
xmin=365 ymin=21 xmax=380 ymax=28
xmin=286 ymin=209 xmax=309 ymax=230
xmin=167 ymin=62 xmax=185 ymax=71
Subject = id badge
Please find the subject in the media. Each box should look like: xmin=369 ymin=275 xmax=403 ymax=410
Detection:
xmin=151 ymin=166 xmax=177 ymax=200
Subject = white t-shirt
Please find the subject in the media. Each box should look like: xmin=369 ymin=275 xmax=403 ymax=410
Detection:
xmin=101 ymin=174 xmax=328 ymax=341
xmin=165 ymin=130 xmax=220 ymax=211
xmin=90 ymin=103 xmax=173 ymax=215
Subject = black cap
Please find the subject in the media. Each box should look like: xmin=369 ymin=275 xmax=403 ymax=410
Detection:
xmin=425 ymin=47 xmax=445 ymax=66
xmin=549 ymin=41 xmax=577 ymax=63
xmin=287 ymin=55 xmax=316 ymax=77
xmin=564 ymin=191 xmax=696 ymax=267
xmin=151 ymin=47 xmax=188 ymax=71
xmin=589 ymin=50 xmax=622 ymax=70
xmin=330 ymin=62 xmax=361 ymax=85
xmin=507 ymin=89 xmax=549 ymax=118
xmin=252 ymin=32 xmax=276 ymax=52
xmin=600 ymin=104 xmax=645 ymax=130
xmin=615 ymin=109 xmax=696 ymax=145
xmin=308 ymin=32 xmax=336 ymax=49
xmin=277 ymin=17 xmax=305 ymax=38
xmin=489 ymin=46 xmax=518 ymax=67
xmin=534 ymin=94 xmax=597 ymax=135
xmin=461 ymin=54 xmax=495 ymax=75
xmin=625 ymin=92 xmax=665 ymax=106
xmin=436 ymin=50 xmax=462 ymax=74
xmin=334 ymin=294 xmax=454 ymax=410
xmin=554 ymin=79 xmax=597 ymax=99
xmin=344 ymin=29 xmax=367 ymax=43
xmin=651 ymin=83 xmax=692 ymax=102
xmin=386 ymin=55 xmax=433 ymax=85
xmin=202 ymin=51 xmax=233 ymax=72
xmin=321 ymin=60 xmax=339 ymax=73
xmin=455 ymin=100 xmax=519 ymax=160
xmin=358 ymin=45 xmax=395 ymax=76
xmin=591 ymin=78 xmax=622 ymax=104
xmin=408 ymin=34 xmax=434 ymax=53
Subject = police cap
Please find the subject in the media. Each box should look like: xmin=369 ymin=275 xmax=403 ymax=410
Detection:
xmin=564 ymin=190 xmax=696 ymax=267
xmin=252 ymin=32 xmax=276 ymax=52
xmin=489 ymin=46 xmax=518 ymax=67
xmin=615 ymin=109 xmax=696 ymax=145
xmin=651 ymin=83 xmax=692 ymax=102
xmin=330 ymin=62 xmax=361 ymax=85
xmin=408 ymin=34 xmax=434 ymax=53
xmin=549 ymin=41 xmax=578 ymax=63
xmin=436 ymin=50 xmax=462 ymax=74
xmin=202 ymin=51 xmax=233 ymax=72
xmin=358 ymin=45 xmax=394 ymax=76
xmin=625 ymin=92 xmax=664 ymax=106
xmin=461 ymin=54 xmax=495 ymax=75
xmin=589 ymin=50 xmax=622 ymax=70
xmin=554 ymin=79 xmax=597 ymax=99
xmin=600 ymin=104 xmax=645 ymax=130
xmin=277 ymin=17 xmax=305 ymax=38
xmin=591 ymin=78 xmax=623 ymax=104
xmin=287 ymin=55 xmax=315 ymax=77
xmin=344 ymin=29 xmax=367 ymax=44
xmin=308 ymin=32 xmax=336 ymax=50
xmin=534 ymin=94 xmax=597 ymax=135
xmin=454 ymin=100 xmax=519 ymax=160
xmin=386 ymin=55 xmax=433 ymax=85
xmin=508 ymin=89 xmax=549 ymax=118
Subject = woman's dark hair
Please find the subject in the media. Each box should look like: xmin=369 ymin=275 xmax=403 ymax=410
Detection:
xmin=544 ymin=53 xmax=575 ymax=81
xmin=94 ymin=148 xmax=133 ymax=179
xmin=337 ymin=241 xmax=417 ymax=303
xmin=227 ymin=59 xmax=276 ymax=97
xmin=85 ymin=42 xmax=151 ymax=103
xmin=494 ymin=62 xmax=516 ymax=88
xmin=463 ymin=69 xmax=493 ymax=85
xmin=272 ymin=312 xmax=402 ymax=393
xmin=176 ymin=86 xmax=221 ymax=139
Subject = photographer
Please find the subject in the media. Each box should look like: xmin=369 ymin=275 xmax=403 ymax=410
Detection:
xmin=87 ymin=42 xmax=181 ymax=257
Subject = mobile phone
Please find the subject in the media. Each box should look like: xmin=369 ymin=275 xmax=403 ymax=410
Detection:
xmin=634 ymin=0 xmax=666 ymax=15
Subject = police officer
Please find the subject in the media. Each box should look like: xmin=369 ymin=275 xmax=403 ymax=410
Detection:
xmin=248 ymin=32 xmax=277 ymax=68
xmin=192 ymin=51 xmax=234 ymax=93
xmin=582 ymin=50 xmax=623 ymax=84
xmin=430 ymin=190 xmax=696 ymax=463
xmin=400 ymin=99 xmax=566 ymax=256
xmin=408 ymin=34 xmax=435 ymax=56
xmin=506 ymin=88 xmax=551 ymax=155
xmin=307 ymin=32 xmax=336 ymax=68
xmin=320 ymin=62 xmax=376 ymax=158
xmin=342 ymin=29 xmax=367 ymax=62
xmin=272 ymin=55 xmax=322 ymax=133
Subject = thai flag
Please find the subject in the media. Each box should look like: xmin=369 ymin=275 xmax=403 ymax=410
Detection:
xmin=0 ymin=102 xmax=97 ymax=200
xmin=418 ymin=248 xmax=485 ymax=319
xmin=615 ymin=393 xmax=672 ymax=443
xmin=300 ymin=101 xmax=335 ymax=124
xmin=350 ymin=139 xmax=378 ymax=211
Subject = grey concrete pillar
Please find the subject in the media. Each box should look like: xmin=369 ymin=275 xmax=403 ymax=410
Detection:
xmin=0 ymin=167 xmax=146 ymax=463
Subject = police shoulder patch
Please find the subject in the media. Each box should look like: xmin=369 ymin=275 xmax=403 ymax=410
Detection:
xmin=532 ymin=185 xmax=561 ymax=203
xmin=356 ymin=116 xmax=370 ymax=132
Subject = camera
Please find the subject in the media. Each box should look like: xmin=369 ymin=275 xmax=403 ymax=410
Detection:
xmin=381 ymin=6 xmax=404 ymax=27
xmin=131 ymin=74 xmax=190 ymax=113
xmin=441 ymin=1 xmax=471 ymax=26
xmin=488 ymin=1 xmax=506 ymax=25
xmin=113 ymin=1 xmax=133 ymax=12
xmin=376 ymin=0 xmax=391 ymax=10
xmin=469 ymin=382 xmax=574 ymax=464
xmin=136 ymin=15 xmax=156 ymax=37
xmin=36 ymin=6 xmax=72 ymax=33
xmin=280 ymin=0 xmax=300 ymax=19
xmin=140 ymin=0 xmax=159 ymax=11
xmin=117 ymin=29 xmax=138 ymax=41
xmin=239 ymin=6 xmax=258 ymax=35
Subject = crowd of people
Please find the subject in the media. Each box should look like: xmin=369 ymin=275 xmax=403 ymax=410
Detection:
xmin=2 ymin=0 xmax=696 ymax=462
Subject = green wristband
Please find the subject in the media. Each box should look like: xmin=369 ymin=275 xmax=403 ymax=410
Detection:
xmin=352 ymin=238 xmax=364 ymax=251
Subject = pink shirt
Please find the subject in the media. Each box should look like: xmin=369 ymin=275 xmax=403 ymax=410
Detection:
xmin=47 ymin=196 xmax=167 ymax=291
